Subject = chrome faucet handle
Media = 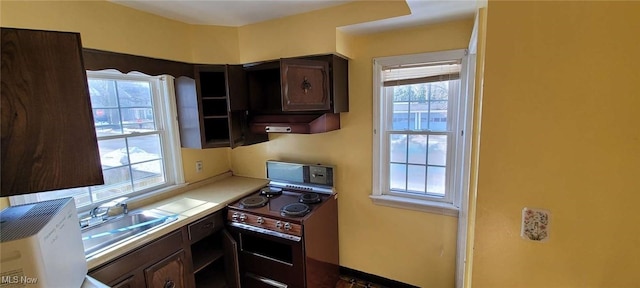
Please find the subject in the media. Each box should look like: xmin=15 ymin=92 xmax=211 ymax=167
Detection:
xmin=111 ymin=197 xmax=129 ymax=214
xmin=89 ymin=206 xmax=109 ymax=220
xmin=91 ymin=197 xmax=130 ymax=219
xmin=120 ymin=202 xmax=128 ymax=215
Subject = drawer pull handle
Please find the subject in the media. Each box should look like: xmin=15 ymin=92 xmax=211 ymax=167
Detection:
xmin=265 ymin=126 xmax=292 ymax=133
xmin=302 ymin=77 xmax=312 ymax=94
xmin=246 ymin=273 xmax=288 ymax=288
xmin=202 ymin=222 xmax=213 ymax=230
xmin=164 ymin=280 xmax=175 ymax=288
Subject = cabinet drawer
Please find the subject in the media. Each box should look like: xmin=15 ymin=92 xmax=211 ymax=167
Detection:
xmin=188 ymin=212 xmax=223 ymax=243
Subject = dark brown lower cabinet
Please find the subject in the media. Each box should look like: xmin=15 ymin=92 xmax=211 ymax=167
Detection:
xmin=89 ymin=230 xmax=190 ymax=288
xmin=144 ymin=250 xmax=186 ymax=288
xmin=111 ymin=276 xmax=138 ymax=288
xmin=189 ymin=214 xmax=239 ymax=288
xmin=89 ymin=211 xmax=239 ymax=288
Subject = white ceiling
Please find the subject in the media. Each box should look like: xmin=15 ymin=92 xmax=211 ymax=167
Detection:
xmin=112 ymin=0 xmax=353 ymax=26
xmin=111 ymin=0 xmax=478 ymax=34
xmin=340 ymin=0 xmax=478 ymax=34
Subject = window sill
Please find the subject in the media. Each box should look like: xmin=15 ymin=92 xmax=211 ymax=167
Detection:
xmin=73 ymin=183 xmax=188 ymax=215
xmin=369 ymin=195 xmax=459 ymax=217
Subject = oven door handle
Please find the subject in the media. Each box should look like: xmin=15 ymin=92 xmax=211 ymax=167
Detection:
xmin=228 ymin=222 xmax=302 ymax=242
xmin=245 ymin=273 xmax=288 ymax=288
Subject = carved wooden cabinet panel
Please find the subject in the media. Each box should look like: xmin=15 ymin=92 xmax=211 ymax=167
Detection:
xmin=144 ymin=250 xmax=187 ymax=288
xmin=1 ymin=27 xmax=103 ymax=196
xmin=280 ymin=59 xmax=330 ymax=112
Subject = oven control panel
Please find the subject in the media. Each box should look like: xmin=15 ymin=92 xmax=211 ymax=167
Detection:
xmin=309 ymin=165 xmax=332 ymax=186
xmin=227 ymin=210 xmax=302 ymax=237
xmin=266 ymin=160 xmax=334 ymax=187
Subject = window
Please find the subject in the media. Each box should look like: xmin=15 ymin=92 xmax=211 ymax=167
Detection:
xmin=10 ymin=71 xmax=184 ymax=211
xmin=371 ymin=49 xmax=472 ymax=216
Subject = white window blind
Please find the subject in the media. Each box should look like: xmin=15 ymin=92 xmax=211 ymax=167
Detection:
xmin=383 ymin=61 xmax=461 ymax=87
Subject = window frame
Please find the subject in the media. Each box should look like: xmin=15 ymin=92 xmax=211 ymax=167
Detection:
xmin=371 ymin=49 xmax=471 ymax=216
xmin=10 ymin=70 xmax=185 ymax=213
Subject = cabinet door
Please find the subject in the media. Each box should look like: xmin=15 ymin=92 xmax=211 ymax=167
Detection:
xmin=280 ymin=59 xmax=330 ymax=112
xmin=226 ymin=65 xmax=247 ymax=148
xmin=144 ymin=250 xmax=187 ymax=288
xmin=226 ymin=65 xmax=268 ymax=148
xmin=1 ymin=28 xmax=104 ymax=196
xmin=222 ymin=230 xmax=241 ymax=288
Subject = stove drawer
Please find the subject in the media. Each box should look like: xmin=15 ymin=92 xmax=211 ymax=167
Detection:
xmin=240 ymin=250 xmax=304 ymax=288
xmin=243 ymin=272 xmax=289 ymax=288
xmin=230 ymin=226 xmax=305 ymax=288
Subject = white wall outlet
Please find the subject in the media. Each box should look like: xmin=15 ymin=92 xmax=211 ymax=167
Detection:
xmin=521 ymin=207 xmax=550 ymax=242
xmin=195 ymin=160 xmax=203 ymax=173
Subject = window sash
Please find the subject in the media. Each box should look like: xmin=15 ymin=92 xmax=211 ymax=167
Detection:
xmin=385 ymin=130 xmax=453 ymax=198
xmin=373 ymin=49 xmax=467 ymax=209
xmin=382 ymin=80 xmax=458 ymax=204
xmin=88 ymin=73 xmax=169 ymax=205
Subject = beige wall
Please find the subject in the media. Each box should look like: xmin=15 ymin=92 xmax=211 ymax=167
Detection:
xmin=236 ymin=0 xmax=411 ymax=62
xmin=472 ymin=1 xmax=640 ymax=287
xmin=0 ymin=198 xmax=9 ymax=209
xmin=1 ymin=0 xmax=192 ymax=62
xmin=1 ymin=1 xmax=473 ymax=286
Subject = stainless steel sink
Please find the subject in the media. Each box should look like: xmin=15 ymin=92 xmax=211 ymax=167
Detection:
xmin=81 ymin=210 xmax=178 ymax=257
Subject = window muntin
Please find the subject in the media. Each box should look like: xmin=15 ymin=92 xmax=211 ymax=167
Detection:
xmin=10 ymin=71 xmax=183 ymax=210
xmin=373 ymin=49 xmax=468 ymax=212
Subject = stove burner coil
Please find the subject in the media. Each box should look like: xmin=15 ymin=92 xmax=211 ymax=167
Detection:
xmin=281 ymin=203 xmax=311 ymax=217
xmin=240 ymin=196 xmax=269 ymax=208
xmin=260 ymin=186 xmax=283 ymax=197
xmin=298 ymin=192 xmax=321 ymax=204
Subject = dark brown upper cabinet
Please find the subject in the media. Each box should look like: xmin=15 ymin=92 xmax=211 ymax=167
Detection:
xmin=1 ymin=27 xmax=104 ymax=196
xmin=83 ymin=48 xmax=194 ymax=79
xmin=245 ymin=54 xmax=349 ymax=134
xmin=175 ymin=65 xmax=267 ymax=149
xmin=82 ymin=48 xmax=349 ymax=145
xmin=281 ymin=59 xmax=330 ymax=112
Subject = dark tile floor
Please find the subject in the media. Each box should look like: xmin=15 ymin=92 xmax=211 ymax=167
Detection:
xmin=336 ymin=276 xmax=386 ymax=288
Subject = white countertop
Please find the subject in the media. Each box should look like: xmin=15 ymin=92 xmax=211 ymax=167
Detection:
xmin=81 ymin=276 xmax=110 ymax=288
xmin=85 ymin=173 xmax=268 ymax=270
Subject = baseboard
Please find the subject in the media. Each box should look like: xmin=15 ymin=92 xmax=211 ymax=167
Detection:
xmin=339 ymin=266 xmax=420 ymax=288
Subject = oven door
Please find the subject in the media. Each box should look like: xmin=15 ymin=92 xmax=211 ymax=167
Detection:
xmin=228 ymin=223 xmax=305 ymax=288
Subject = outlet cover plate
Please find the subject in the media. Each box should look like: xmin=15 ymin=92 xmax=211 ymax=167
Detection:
xmin=521 ymin=207 xmax=550 ymax=242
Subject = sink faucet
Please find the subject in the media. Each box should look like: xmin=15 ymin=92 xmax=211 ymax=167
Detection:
xmin=89 ymin=197 xmax=129 ymax=220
